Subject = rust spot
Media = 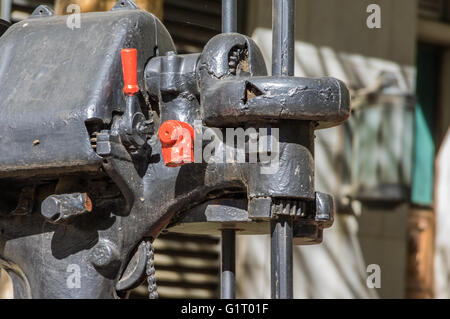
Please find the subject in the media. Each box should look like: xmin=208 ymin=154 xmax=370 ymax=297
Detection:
xmin=84 ymin=193 xmax=93 ymax=212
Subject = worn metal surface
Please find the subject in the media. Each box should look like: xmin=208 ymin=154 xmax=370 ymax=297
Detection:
xmin=0 ymin=2 xmax=179 ymax=298
xmin=0 ymin=0 xmax=350 ymax=299
xmin=201 ymin=76 xmax=350 ymax=128
xmin=0 ymin=5 xmax=172 ymax=178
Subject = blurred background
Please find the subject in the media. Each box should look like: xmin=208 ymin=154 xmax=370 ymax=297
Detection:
xmin=0 ymin=0 xmax=449 ymax=299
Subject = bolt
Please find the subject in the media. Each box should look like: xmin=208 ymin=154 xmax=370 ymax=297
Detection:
xmin=41 ymin=196 xmax=62 ymax=222
xmin=90 ymin=239 xmax=120 ymax=269
xmin=41 ymin=193 xmax=92 ymax=223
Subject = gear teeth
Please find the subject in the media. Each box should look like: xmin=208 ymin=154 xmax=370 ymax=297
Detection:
xmin=271 ymin=199 xmax=307 ymax=218
xmin=228 ymin=46 xmax=248 ymax=76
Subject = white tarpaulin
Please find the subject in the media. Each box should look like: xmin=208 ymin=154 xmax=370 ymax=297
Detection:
xmin=434 ymin=129 xmax=450 ymax=298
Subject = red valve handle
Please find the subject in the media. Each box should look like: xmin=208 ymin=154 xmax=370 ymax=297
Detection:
xmin=158 ymin=120 xmax=195 ymax=167
xmin=121 ymin=48 xmax=139 ymax=96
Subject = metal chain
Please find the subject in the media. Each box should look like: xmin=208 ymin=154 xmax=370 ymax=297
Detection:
xmin=146 ymin=240 xmax=158 ymax=299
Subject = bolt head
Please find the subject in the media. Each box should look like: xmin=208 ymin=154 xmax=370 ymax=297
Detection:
xmin=90 ymin=240 xmax=119 ymax=268
xmin=41 ymin=196 xmax=62 ymax=222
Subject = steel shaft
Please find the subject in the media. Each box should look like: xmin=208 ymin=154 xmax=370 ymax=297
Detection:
xmin=221 ymin=229 xmax=236 ymax=299
xmin=220 ymin=0 xmax=238 ymax=299
xmin=272 ymin=0 xmax=295 ymax=76
xmin=271 ymin=217 xmax=294 ymax=298
xmin=271 ymin=0 xmax=295 ymax=299
xmin=222 ymin=0 xmax=237 ymax=33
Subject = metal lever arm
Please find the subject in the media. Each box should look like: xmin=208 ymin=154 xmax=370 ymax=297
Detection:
xmin=201 ymin=76 xmax=350 ymax=128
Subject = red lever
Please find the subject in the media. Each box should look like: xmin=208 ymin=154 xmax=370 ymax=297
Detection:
xmin=158 ymin=120 xmax=195 ymax=167
xmin=121 ymin=48 xmax=139 ymax=95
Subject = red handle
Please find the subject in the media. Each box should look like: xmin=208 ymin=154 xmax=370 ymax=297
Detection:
xmin=121 ymin=48 xmax=139 ymax=95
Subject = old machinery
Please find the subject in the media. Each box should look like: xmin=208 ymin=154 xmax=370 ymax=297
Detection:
xmin=0 ymin=0 xmax=350 ymax=298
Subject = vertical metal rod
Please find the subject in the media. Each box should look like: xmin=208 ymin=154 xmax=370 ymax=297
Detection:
xmin=270 ymin=217 xmax=293 ymax=298
xmin=271 ymin=0 xmax=295 ymax=299
xmin=221 ymin=229 xmax=236 ymax=299
xmin=220 ymin=0 xmax=238 ymax=300
xmin=222 ymin=0 xmax=237 ymax=33
xmin=272 ymin=0 xmax=295 ymax=76
xmin=1 ymin=0 xmax=12 ymax=22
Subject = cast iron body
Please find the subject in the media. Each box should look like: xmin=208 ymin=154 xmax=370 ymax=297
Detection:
xmin=0 ymin=1 xmax=350 ymax=298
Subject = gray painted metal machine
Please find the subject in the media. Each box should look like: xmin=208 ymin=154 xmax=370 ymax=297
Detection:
xmin=0 ymin=0 xmax=350 ymax=298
